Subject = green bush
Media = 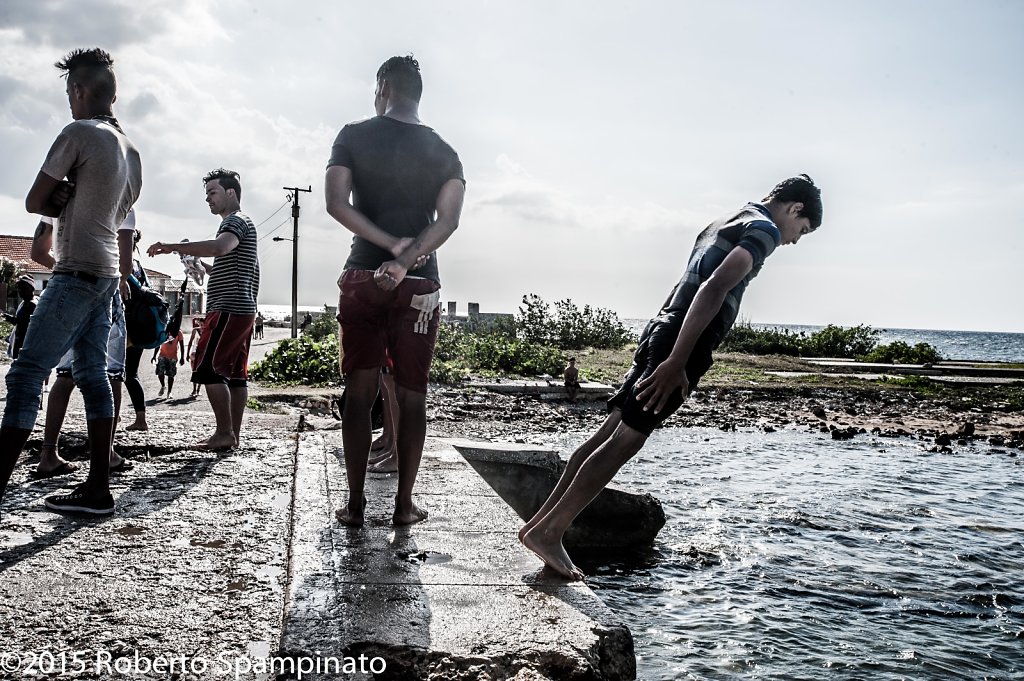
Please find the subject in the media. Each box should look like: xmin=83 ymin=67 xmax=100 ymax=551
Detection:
xmin=719 ymin=324 xmax=805 ymax=355
xmin=463 ymin=335 xmax=564 ymax=376
xmin=720 ymin=322 xmax=943 ymax=363
xmin=516 ymin=294 xmax=634 ymax=350
xmin=250 ymin=335 xmax=340 ymax=385
xmin=432 ymin=321 xmax=563 ymax=382
xmin=430 ymin=359 xmax=469 ymax=384
xmin=863 ymin=340 xmax=942 ymax=364
xmin=301 ymin=309 xmax=339 ymax=341
xmin=801 ymin=324 xmax=879 ymax=358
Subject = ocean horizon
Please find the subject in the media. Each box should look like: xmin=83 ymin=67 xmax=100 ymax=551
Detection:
xmin=255 ymin=303 xmax=1024 ymax=363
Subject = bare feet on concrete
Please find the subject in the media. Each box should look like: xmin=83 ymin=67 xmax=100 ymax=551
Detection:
xmin=196 ymin=432 xmax=236 ymax=451
xmin=367 ymin=453 xmax=398 ymax=474
xmin=521 ymin=526 xmax=585 ymax=581
xmin=335 ymin=495 xmax=367 ymax=527
xmin=34 ymin=443 xmax=78 ymax=478
xmin=392 ymin=499 xmax=428 ymax=526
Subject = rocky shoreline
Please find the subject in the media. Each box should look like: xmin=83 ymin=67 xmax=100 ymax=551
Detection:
xmin=282 ymin=379 xmax=1023 ymax=457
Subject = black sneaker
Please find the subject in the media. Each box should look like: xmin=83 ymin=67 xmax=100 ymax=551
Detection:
xmin=44 ymin=486 xmax=115 ymax=515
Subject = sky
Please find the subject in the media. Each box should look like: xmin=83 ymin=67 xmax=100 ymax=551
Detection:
xmin=0 ymin=0 xmax=1021 ymax=333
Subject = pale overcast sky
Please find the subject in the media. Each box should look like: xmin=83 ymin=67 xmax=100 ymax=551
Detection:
xmin=1 ymin=0 xmax=1021 ymax=332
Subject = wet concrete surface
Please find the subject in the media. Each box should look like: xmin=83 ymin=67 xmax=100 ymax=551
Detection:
xmin=0 ymin=327 xmax=636 ymax=680
xmin=0 ymin=409 xmax=297 ymax=680
xmin=282 ymin=430 xmax=634 ymax=680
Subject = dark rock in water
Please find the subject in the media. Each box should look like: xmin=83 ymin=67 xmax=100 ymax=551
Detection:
xmin=958 ymin=422 xmax=976 ymax=437
xmin=935 ymin=433 xmax=952 ymax=447
xmin=453 ymin=441 xmax=666 ymax=553
xmin=811 ymin=405 xmax=827 ymax=420
xmin=831 ymin=426 xmax=858 ymax=441
xmin=989 ymin=435 xmax=1006 ymax=446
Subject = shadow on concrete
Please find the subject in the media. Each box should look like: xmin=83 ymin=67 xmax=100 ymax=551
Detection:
xmin=279 ymin=441 xmax=434 ymax=680
xmin=0 ymin=449 xmax=223 ymax=573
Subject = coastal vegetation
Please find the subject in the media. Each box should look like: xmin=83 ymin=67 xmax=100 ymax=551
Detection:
xmin=720 ymin=323 xmax=943 ymax=364
xmin=248 ymin=297 xmax=947 ymax=387
xmin=250 ymin=295 xmax=634 ymax=385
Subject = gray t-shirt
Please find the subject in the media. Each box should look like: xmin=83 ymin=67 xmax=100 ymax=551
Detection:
xmin=41 ymin=117 xmax=142 ymax=278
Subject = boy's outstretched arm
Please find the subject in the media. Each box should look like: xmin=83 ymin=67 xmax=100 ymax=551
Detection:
xmin=635 ymin=246 xmax=754 ymax=414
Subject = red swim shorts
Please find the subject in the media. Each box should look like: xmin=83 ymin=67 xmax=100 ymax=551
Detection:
xmin=191 ymin=310 xmax=255 ymax=387
xmin=336 ymin=269 xmax=441 ymax=394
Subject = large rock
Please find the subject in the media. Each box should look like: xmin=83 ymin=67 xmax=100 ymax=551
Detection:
xmin=452 ymin=441 xmax=666 ymax=553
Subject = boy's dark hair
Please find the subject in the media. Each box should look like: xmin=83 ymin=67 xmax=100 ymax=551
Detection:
xmin=377 ymin=55 xmax=422 ymax=101
xmin=203 ymin=168 xmax=242 ymax=201
xmin=55 ymin=48 xmax=116 ymax=102
xmin=764 ymin=174 xmax=823 ymax=230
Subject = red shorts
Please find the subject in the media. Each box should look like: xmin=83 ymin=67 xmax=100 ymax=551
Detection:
xmin=336 ymin=269 xmax=441 ymax=394
xmin=191 ymin=311 xmax=255 ymax=387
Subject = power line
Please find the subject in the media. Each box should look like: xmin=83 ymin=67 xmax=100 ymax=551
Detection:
xmin=253 ymin=200 xmax=290 ymax=228
xmin=257 ymin=214 xmax=293 ymax=242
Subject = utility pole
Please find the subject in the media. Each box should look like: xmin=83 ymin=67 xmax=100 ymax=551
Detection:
xmin=283 ymin=184 xmax=312 ymax=338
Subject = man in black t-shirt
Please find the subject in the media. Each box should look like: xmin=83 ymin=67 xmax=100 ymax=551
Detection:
xmin=326 ymin=55 xmax=466 ymax=527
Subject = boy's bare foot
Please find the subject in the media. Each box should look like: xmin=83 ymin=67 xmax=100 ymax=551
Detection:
xmin=196 ymin=432 xmax=236 ymax=451
xmin=370 ymin=436 xmax=391 ymax=453
xmin=518 ymin=516 xmax=542 ymax=544
xmin=34 ymin=443 xmax=78 ymax=478
xmin=109 ymin=450 xmax=124 ymax=469
xmin=392 ymin=500 xmax=428 ymax=526
xmin=335 ymin=495 xmax=366 ymax=527
xmin=521 ymin=527 xmax=585 ymax=581
xmin=367 ymin=450 xmax=391 ymax=466
xmin=368 ymin=455 xmax=398 ymax=474
xmin=125 ymin=420 xmax=148 ymax=432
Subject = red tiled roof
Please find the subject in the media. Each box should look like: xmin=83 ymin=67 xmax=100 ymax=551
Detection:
xmin=0 ymin=234 xmax=172 ymax=278
xmin=0 ymin=235 xmax=49 ymax=273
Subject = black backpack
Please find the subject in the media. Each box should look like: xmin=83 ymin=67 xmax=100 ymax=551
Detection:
xmin=124 ymin=275 xmax=170 ymax=348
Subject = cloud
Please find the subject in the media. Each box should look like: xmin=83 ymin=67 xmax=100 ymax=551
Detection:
xmin=0 ymin=0 xmax=223 ymax=50
xmin=469 ymin=154 xmax=709 ymax=235
xmin=124 ymin=91 xmax=159 ymax=120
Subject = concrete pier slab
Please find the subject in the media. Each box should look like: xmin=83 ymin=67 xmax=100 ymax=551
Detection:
xmin=281 ymin=431 xmax=636 ymax=680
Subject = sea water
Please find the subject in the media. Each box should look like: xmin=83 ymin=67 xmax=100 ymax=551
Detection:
xmin=547 ymin=427 xmax=1024 ymax=680
xmin=622 ymin=321 xmax=1024 ymax=364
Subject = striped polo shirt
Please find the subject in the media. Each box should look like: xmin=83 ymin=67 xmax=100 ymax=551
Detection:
xmin=206 ymin=211 xmax=260 ymax=315
xmin=655 ymin=202 xmax=781 ymax=346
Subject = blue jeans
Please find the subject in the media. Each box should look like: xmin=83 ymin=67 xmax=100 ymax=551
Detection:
xmin=2 ymin=274 xmax=118 ymax=430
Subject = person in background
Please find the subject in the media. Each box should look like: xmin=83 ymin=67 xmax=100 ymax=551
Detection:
xmin=152 ymin=328 xmax=185 ymax=399
xmin=4 ymin=274 xmax=36 ymax=359
xmin=123 ymin=220 xmax=149 ymax=431
xmin=564 ymin=357 xmax=581 ymax=403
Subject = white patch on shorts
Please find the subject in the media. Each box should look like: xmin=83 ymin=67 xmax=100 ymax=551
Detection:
xmin=409 ymin=290 xmax=440 ymax=334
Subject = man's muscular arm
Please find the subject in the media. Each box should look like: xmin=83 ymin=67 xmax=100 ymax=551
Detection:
xmin=374 ymin=178 xmax=465 ymax=291
xmin=325 ymin=166 xmax=403 ymax=252
xmin=31 ymin=219 xmax=56 ymax=269
xmin=25 ymin=172 xmax=74 ymax=218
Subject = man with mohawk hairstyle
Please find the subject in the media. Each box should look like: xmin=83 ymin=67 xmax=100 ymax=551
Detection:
xmin=0 ymin=47 xmax=141 ymax=517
